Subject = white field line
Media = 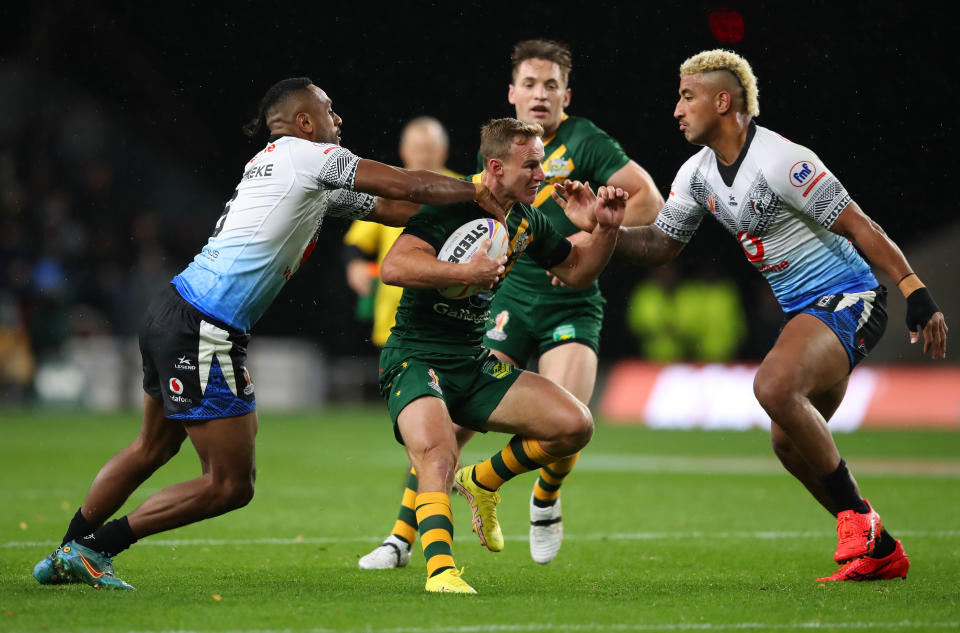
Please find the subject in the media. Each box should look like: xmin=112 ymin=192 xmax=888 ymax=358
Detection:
xmin=5 ymin=529 xmax=960 ymax=550
xmin=121 ymin=620 xmax=960 ymax=633
xmin=3 ymin=457 xmax=958 ymax=501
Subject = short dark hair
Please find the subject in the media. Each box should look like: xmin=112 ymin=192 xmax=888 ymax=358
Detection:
xmin=511 ymin=39 xmax=573 ymax=86
xmin=242 ymin=77 xmax=314 ymax=138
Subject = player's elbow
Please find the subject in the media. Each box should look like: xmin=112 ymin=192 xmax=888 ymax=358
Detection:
xmin=380 ymin=254 xmax=405 ymax=286
xmin=378 ymin=258 xmax=404 ymax=287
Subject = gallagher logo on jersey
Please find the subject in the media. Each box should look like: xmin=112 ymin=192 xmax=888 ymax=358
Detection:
xmin=789 ymin=161 xmax=817 ymax=187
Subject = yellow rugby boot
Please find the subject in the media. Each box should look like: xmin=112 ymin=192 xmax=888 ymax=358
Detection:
xmin=454 ymin=465 xmax=504 ymax=552
xmin=424 ymin=567 xmax=477 ymax=594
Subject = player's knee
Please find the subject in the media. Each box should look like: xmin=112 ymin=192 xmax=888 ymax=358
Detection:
xmin=217 ymin=476 xmax=255 ymax=511
xmin=753 ymin=371 xmax=796 ymax=417
xmin=557 ymin=401 xmax=593 ymax=451
xmin=418 ymin=443 xmax=459 ymax=486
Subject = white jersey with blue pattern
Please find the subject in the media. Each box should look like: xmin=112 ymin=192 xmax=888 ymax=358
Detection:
xmin=174 ymin=135 xmax=376 ymax=330
xmin=654 ymin=123 xmax=876 ymax=312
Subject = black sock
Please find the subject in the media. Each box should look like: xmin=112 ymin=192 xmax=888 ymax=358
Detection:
xmin=871 ymin=529 xmax=897 ymax=558
xmin=818 ymin=459 xmax=869 ymax=514
xmin=62 ymin=508 xmax=98 ymax=546
xmin=78 ymin=517 xmax=138 ymax=557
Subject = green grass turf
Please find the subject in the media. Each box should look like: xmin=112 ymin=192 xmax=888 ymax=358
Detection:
xmin=1 ymin=406 xmax=958 ymax=632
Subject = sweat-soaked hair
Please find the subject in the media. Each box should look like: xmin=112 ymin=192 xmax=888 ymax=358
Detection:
xmin=242 ymin=77 xmax=314 ymax=137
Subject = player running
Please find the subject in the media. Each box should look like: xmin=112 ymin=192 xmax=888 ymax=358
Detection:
xmin=31 ymin=77 xmax=504 ymax=590
xmin=563 ymin=50 xmax=947 ymax=582
xmin=360 ymin=38 xmax=663 ymax=571
xmin=377 ymin=117 xmax=627 ymax=593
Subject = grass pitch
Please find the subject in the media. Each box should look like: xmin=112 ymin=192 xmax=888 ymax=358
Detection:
xmin=1 ymin=407 xmax=958 ymax=633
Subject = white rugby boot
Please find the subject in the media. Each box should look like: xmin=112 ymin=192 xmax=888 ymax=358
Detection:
xmin=358 ymin=534 xmax=411 ymax=570
xmin=529 ymin=493 xmax=563 ymax=564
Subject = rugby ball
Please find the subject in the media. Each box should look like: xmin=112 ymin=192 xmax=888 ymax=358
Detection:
xmin=436 ymin=218 xmax=509 ymax=299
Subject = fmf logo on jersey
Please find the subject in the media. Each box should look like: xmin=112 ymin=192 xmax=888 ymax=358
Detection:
xmin=169 ymin=378 xmax=184 ymax=395
xmin=790 ymin=161 xmax=817 ymax=187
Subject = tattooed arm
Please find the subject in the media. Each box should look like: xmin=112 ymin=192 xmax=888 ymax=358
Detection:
xmin=615 ymin=225 xmax=685 ymax=267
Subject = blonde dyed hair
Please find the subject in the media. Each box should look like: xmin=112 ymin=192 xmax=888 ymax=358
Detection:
xmin=680 ymin=49 xmax=759 ymax=117
xmin=479 ymin=118 xmax=544 ymax=163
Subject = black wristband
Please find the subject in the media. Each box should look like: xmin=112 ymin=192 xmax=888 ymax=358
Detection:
xmin=905 ymin=287 xmax=939 ymax=332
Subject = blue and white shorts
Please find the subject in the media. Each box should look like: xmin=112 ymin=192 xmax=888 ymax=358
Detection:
xmin=139 ymin=284 xmax=256 ymax=421
xmin=787 ymin=285 xmax=888 ymax=371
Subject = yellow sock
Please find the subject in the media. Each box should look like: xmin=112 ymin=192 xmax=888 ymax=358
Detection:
xmin=473 ymin=435 xmax=559 ymax=491
xmin=390 ymin=467 xmax=418 ymax=545
xmin=533 ymin=452 xmax=580 ymax=507
xmin=415 ymin=491 xmax=455 ymax=578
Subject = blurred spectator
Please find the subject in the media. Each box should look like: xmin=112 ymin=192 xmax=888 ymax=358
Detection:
xmin=342 ymin=117 xmax=461 ymax=346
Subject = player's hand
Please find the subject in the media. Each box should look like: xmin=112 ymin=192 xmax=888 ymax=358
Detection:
xmin=553 ymin=180 xmax=599 ymax=232
xmin=464 ymin=239 xmax=506 ymax=289
xmin=475 ymin=172 xmax=506 ymax=219
xmin=594 ymin=185 xmax=629 ymax=230
xmin=905 ymin=287 xmax=947 ymax=359
xmin=911 ymin=311 xmax=948 ymax=360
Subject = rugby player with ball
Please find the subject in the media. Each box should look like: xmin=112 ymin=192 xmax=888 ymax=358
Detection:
xmin=375 ymin=117 xmax=627 ymax=594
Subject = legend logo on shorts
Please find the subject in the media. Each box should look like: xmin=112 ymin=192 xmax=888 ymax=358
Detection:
xmin=169 ymin=377 xmax=184 ymax=395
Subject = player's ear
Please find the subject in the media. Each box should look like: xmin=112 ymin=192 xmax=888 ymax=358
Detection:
xmin=488 ymin=158 xmax=503 ymax=176
xmin=508 ymin=84 xmax=516 ymax=105
xmin=297 ymin=111 xmax=312 ymax=133
xmin=716 ymin=91 xmax=731 ymax=114
xmin=562 ymin=87 xmax=571 ymax=109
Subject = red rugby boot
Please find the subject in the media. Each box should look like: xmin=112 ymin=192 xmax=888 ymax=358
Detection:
xmin=817 ymin=539 xmax=909 ymax=582
xmin=834 ymin=499 xmax=882 ymax=563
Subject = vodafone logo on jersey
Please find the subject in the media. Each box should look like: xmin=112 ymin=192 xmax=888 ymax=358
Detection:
xmin=169 ymin=377 xmax=184 ymax=395
xmin=789 ymin=161 xmax=817 ymax=187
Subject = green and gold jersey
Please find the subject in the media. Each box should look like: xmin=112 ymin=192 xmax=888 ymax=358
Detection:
xmin=385 ymin=200 xmax=570 ymax=356
xmin=474 ymin=115 xmax=629 ymax=298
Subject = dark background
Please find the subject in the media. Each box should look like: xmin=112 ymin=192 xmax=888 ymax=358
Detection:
xmin=2 ymin=1 xmax=955 ymax=363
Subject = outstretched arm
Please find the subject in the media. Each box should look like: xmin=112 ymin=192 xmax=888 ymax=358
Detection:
xmin=615 ymin=224 xmax=686 ymax=267
xmin=549 ymin=186 xmax=628 ymax=288
xmin=353 ymin=160 xmax=501 ymax=218
xmin=831 ymin=201 xmax=947 ymax=359
xmin=365 ymin=197 xmax=421 ymax=227
xmin=606 ymin=160 xmax=665 ymax=227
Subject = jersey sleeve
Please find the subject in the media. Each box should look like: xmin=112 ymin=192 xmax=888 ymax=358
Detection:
xmin=343 ymin=219 xmax=381 ymax=254
xmin=523 ymin=205 xmax=572 ymax=269
xmin=653 ymin=159 xmax=707 ymax=244
xmin=767 ymin=141 xmax=852 ymax=228
xmin=400 ymin=204 xmax=452 ymax=253
xmin=578 ymin=132 xmax=631 ymax=185
xmin=326 ymin=188 xmax=376 ymax=220
xmin=290 ymin=141 xmax=366 ymax=191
